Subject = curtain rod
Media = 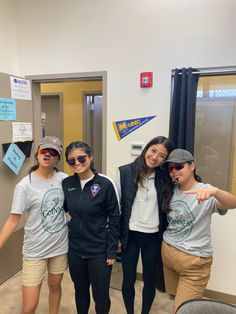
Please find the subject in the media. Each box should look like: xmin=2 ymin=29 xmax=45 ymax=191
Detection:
xmin=171 ymin=67 xmax=236 ymax=76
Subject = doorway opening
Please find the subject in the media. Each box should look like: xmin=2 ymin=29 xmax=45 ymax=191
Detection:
xmin=28 ymin=71 xmax=107 ymax=174
xmin=83 ymin=92 xmax=103 ymax=172
xmin=41 ymin=93 xmax=64 ymax=171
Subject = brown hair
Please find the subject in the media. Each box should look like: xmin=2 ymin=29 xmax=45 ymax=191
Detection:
xmin=133 ymin=136 xmax=175 ymax=213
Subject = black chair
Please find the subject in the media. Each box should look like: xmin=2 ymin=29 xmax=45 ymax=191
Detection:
xmin=176 ymin=298 xmax=236 ymax=314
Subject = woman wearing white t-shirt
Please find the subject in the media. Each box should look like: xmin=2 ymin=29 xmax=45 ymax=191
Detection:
xmin=162 ymin=148 xmax=236 ymax=313
xmin=0 ymin=136 xmax=68 ymax=314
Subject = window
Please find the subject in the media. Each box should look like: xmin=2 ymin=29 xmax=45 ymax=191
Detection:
xmin=194 ymin=75 xmax=236 ymax=194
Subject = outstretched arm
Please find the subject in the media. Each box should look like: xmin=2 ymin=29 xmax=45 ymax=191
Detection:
xmin=183 ymin=187 xmax=236 ymax=212
xmin=0 ymin=213 xmax=21 ymax=249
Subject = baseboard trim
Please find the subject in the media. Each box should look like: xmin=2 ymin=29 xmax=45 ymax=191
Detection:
xmin=137 ymin=272 xmax=236 ymax=304
xmin=204 ymin=289 xmax=236 ymax=304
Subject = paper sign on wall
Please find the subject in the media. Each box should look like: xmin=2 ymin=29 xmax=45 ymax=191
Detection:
xmin=113 ymin=115 xmax=156 ymax=141
xmin=12 ymin=122 xmax=33 ymax=141
xmin=3 ymin=143 xmax=26 ymax=175
xmin=0 ymin=97 xmax=16 ymax=120
xmin=10 ymin=76 xmax=32 ymax=100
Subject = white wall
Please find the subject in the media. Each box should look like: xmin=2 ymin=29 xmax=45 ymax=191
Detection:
xmin=0 ymin=0 xmax=18 ymax=75
xmin=5 ymin=0 xmax=236 ymax=295
xmin=210 ymin=211 xmax=236 ymax=295
xmin=14 ymin=0 xmax=236 ymax=177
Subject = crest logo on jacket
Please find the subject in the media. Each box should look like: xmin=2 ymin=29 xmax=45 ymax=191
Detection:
xmin=91 ymin=184 xmax=100 ymax=197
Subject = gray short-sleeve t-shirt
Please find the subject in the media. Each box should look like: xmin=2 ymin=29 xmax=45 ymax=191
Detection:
xmin=11 ymin=171 xmax=68 ymax=259
xmin=163 ymin=182 xmax=218 ymax=257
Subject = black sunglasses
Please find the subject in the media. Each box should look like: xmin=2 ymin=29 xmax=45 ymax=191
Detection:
xmin=67 ymin=155 xmax=87 ymax=166
xmin=167 ymin=162 xmax=185 ymax=173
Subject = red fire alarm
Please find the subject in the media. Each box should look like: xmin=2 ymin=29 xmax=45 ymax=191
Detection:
xmin=140 ymin=72 xmax=153 ymax=88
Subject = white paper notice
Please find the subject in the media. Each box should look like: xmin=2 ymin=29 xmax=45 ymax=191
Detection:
xmin=12 ymin=122 xmax=33 ymax=141
xmin=10 ymin=76 xmax=32 ymax=100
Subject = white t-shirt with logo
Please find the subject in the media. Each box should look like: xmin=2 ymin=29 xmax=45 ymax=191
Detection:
xmin=163 ymin=182 xmax=218 ymax=257
xmin=11 ymin=171 xmax=68 ymax=259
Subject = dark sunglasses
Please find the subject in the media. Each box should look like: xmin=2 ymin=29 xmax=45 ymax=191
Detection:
xmin=167 ymin=162 xmax=185 ymax=173
xmin=67 ymin=155 xmax=87 ymax=166
xmin=39 ymin=148 xmax=59 ymax=157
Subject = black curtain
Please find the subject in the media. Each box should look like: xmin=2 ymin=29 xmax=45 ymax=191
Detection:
xmin=168 ymin=67 xmax=199 ymax=154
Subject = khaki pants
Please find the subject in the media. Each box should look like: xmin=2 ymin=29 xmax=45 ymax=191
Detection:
xmin=161 ymin=241 xmax=212 ymax=312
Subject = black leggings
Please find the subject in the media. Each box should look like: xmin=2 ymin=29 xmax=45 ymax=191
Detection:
xmin=68 ymin=251 xmax=112 ymax=314
xmin=121 ymin=231 xmax=161 ymax=314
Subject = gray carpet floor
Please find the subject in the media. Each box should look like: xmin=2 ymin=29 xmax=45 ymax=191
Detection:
xmin=0 ymin=262 xmax=173 ymax=313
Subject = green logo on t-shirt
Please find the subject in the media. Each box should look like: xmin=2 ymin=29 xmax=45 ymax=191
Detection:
xmin=166 ymin=200 xmax=195 ymax=242
xmin=41 ymin=188 xmax=65 ymax=233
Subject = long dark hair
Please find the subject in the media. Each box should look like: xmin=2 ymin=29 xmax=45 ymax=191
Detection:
xmin=188 ymin=162 xmax=202 ymax=182
xmin=194 ymin=170 xmax=202 ymax=182
xmin=65 ymin=141 xmax=95 ymax=171
xmin=134 ymin=136 xmax=174 ymax=186
xmin=133 ymin=136 xmax=175 ymax=213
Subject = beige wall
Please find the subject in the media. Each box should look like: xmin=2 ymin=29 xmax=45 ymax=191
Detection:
xmin=41 ymin=81 xmax=102 ymax=173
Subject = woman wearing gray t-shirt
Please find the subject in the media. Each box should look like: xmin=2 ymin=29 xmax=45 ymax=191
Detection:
xmin=161 ymin=148 xmax=236 ymax=313
xmin=0 ymin=136 xmax=68 ymax=314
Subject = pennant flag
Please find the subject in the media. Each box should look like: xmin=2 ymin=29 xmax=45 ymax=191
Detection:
xmin=113 ymin=115 xmax=156 ymax=141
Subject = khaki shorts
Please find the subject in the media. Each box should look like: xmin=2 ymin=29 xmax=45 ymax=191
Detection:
xmin=22 ymin=253 xmax=68 ymax=286
xmin=161 ymin=241 xmax=212 ymax=312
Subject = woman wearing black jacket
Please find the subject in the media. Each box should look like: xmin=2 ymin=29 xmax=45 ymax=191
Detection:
xmin=62 ymin=141 xmax=120 ymax=314
xmin=116 ymin=136 xmax=174 ymax=314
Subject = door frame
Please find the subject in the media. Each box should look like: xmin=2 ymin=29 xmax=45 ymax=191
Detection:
xmin=83 ymin=91 xmax=103 ymax=172
xmin=41 ymin=92 xmax=64 ymax=168
xmin=27 ymin=71 xmax=107 ymax=173
xmin=82 ymin=90 xmax=102 ymax=142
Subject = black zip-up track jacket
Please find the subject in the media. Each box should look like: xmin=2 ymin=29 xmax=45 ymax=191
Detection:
xmin=62 ymin=172 xmax=120 ymax=259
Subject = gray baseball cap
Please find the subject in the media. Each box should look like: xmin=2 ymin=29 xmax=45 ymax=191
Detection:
xmin=165 ymin=148 xmax=194 ymax=163
xmin=39 ymin=136 xmax=63 ymax=156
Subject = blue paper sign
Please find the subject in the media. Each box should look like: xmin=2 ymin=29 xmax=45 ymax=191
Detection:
xmin=113 ymin=115 xmax=156 ymax=141
xmin=0 ymin=97 xmax=16 ymax=120
xmin=3 ymin=143 xmax=26 ymax=175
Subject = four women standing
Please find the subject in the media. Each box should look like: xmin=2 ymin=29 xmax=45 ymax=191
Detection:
xmin=1 ymin=137 xmax=236 ymax=313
